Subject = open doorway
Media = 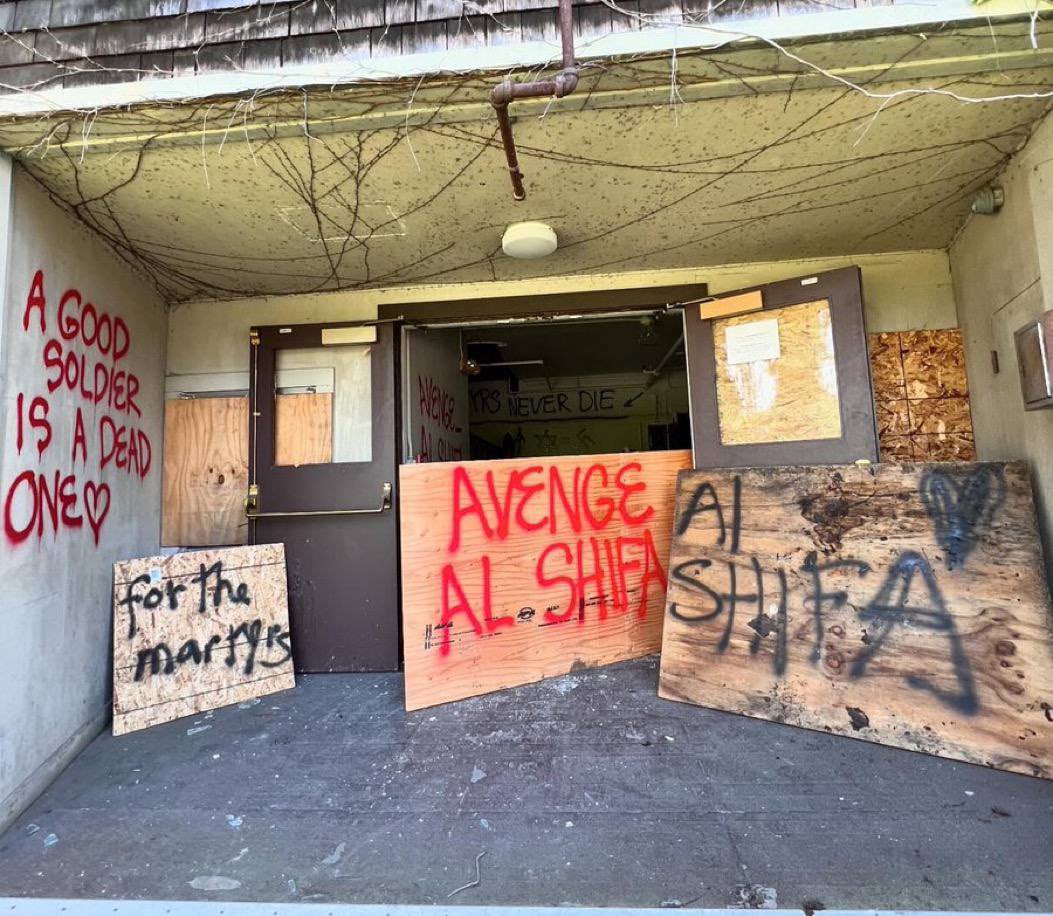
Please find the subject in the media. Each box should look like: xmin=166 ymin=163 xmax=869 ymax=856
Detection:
xmin=402 ymin=310 xmax=691 ymax=465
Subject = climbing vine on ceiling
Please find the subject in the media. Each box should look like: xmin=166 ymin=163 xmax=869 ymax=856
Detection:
xmin=0 ymin=14 xmax=1050 ymax=303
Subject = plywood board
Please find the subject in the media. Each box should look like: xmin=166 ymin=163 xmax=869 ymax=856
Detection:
xmin=659 ymin=462 xmax=1053 ymax=778
xmin=274 ymin=392 xmax=333 ymax=466
xmin=112 ymin=544 xmax=294 ymax=735
xmin=162 ymin=397 xmax=249 ymax=547
xmin=714 ymin=299 xmax=841 ymax=446
xmin=400 ymin=449 xmax=692 ymax=709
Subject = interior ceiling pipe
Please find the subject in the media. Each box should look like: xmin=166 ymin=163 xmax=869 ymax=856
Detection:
xmin=490 ymin=0 xmax=579 ymax=201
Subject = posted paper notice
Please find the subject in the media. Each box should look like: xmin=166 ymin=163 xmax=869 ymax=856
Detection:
xmin=725 ymin=318 xmax=781 ymax=366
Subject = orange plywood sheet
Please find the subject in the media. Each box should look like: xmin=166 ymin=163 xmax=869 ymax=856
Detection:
xmin=400 ymin=450 xmax=692 ymax=709
xmin=274 ymin=392 xmax=333 ymax=466
xmin=713 ymin=299 xmax=841 ymax=446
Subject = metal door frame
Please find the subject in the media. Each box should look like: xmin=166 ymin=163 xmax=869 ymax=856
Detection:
xmin=683 ymin=266 xmax=879 ymax=468
xmin=246 ymin=318 xmax=402 ymax=672
xmin=247 ymin=320 xmax=399 ymax=519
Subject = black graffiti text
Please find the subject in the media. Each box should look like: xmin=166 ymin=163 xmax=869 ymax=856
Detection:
xmin=133 ymin=617 xmax=292 ymax=682
xmin=670 ymin=475 xmax=981 ymax=715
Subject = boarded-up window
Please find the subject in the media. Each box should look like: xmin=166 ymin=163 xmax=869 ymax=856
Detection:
xmin=713 ymin=299 xmax=842 ymax=446
xmin=273 ymin=345 xmax=371 ymax=466
xmin=162 ymin=397 xmax=249 ymax=547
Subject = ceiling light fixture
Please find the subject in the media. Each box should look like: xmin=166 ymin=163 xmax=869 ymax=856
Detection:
xmin=502 ymin=221 xmax=558 ymax=259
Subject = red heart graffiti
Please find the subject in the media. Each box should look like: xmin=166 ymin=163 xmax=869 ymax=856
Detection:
xmin=84 ymin=481 xmax=111 ymax=545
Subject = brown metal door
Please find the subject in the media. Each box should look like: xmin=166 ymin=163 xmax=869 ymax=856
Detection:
xmin=247 ymin=321 xmax=399 ymax=672
xmin=684 ymin=266 xmax=878 ymax=468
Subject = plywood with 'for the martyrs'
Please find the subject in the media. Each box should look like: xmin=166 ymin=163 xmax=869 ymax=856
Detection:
xmin=112 ymin=544 xmax=295 ymax=735
xmin=400 ymin=450 xmax=692 ymax=709
xmin=659 ymin=462 xmax=1053 ymax=778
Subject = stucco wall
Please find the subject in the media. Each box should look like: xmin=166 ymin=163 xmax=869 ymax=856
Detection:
xmin=167 ymin=250 xmax=956 ymax=381
xmin=950 ymin=109 xmax=1053 ymax=585
xmin=0 ymin=166 xmax=167 ymax=830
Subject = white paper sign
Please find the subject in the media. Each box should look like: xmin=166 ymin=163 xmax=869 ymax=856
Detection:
xmin=725 ymin=318 xmax=781 ymax=365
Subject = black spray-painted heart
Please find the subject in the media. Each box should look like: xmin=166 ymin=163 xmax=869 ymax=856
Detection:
xmin=919 ymin=465 xmax=1005 ymax=570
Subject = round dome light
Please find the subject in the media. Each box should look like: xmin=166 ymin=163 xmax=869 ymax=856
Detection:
xmin=502 ymin=221 xmax=557 ymax=259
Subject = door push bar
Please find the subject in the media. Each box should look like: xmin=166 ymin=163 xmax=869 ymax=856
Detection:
xmin=245 ymin=482 xmax=392 ymax=518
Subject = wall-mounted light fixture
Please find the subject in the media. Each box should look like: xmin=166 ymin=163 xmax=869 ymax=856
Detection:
xmin=970 ymin=185 xmax=1004 ymax=215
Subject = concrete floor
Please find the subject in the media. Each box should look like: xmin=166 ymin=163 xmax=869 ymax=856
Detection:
xmin=0 ymin=657 xmax=1050 ymax=910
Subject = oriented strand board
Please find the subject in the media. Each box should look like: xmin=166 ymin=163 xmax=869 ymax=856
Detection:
xmin=274 ymin=392 xmax=333 ymax=466
xmin=400 ymin=449 xmax=692 ymax=709
xmin=112 ymin=544 xmax=294 ymax=735
xmin=714 ymin=299 xmax=841 ymax=446
xmin=659 ymin=462 xmax=1053 ymax=778
xmin=870 ymin=330 xmax=977 ymax=463
xmin=162 ymin=397 xmax=249 ymax=547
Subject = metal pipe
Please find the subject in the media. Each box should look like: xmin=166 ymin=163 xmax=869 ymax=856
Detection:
xmin=494 ymin=102 xmax=526 ymax=201
xmin=489 ymin=0 xmax=578 ymax=200
xmin=559 ymin=0 xmax=575 ymax=70
xmin=647 ymin=333 xmax=685 ymax=379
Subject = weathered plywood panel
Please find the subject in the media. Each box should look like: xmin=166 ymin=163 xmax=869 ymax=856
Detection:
xmin=112 ymin=544 xmax=294 ymax=735
xmin=714 ymin=299 xmax=841 ymax=446
xmin=401 ymin=450 xmax=692 ymax=709
xmin=274 ymin=392 xmax=332 ymax=466
xmin=659 ymin=462 xmax=1053 ymax=778
xmin=162 ymin=397 xmax=248 ymax=547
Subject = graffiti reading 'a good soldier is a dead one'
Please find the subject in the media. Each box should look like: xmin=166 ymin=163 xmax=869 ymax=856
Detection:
xmin=118 ymin=559 xmax=292 ymax=682
xmin=433 ymin=460 xmax=669 ymax=655
xmin=3 ymin=269 xmax=153 ymax=547
xmin=668 ymin=471 xmax=998 ymax=715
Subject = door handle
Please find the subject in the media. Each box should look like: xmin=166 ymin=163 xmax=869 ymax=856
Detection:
xmin=245 ymin=482 xmax=391 ymax=518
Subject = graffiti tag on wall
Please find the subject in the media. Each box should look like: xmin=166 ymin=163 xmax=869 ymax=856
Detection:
xmin=416 ymin=374 xmax=464 ymax=462
xmin=3 ymin=270 xmax=153 ymax=547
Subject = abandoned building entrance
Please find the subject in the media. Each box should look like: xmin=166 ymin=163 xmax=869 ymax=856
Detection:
xmin=247 ymin=321 xmax=399 ymax=673
xmin=242 ymin=268 xmax=877 ymax=682
xmin=396 ymin=269 xmax=881 ymax=707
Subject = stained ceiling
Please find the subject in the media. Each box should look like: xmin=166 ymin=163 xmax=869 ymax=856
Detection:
xmin=1 ymin=18 xmax=1051 ymax=303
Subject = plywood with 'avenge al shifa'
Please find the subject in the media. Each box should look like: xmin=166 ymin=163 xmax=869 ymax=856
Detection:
xmin=400 ymin=450 xmax=691 ymax=710
xmin=659 ymin=462 xmax=1053 ymax=778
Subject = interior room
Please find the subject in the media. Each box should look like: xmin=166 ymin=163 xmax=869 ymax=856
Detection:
xmin=404 ymin=312 xmax=691 ymax=465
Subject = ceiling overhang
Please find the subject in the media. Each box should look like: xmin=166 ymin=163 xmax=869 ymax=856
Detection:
xmin=0 ymin=0 xmax=1044 ymax=119
xmin=0 ymin=14 xmax=1050 ymax=304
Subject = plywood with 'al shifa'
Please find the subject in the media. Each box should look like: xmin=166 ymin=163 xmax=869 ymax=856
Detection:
xmin=659 ymin=462 xmax=1053 ymax=778
xmin=112 ymin=544 xmax=294 ymax=735
xmin=400 ymin=449 xmax=692 ymax=710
